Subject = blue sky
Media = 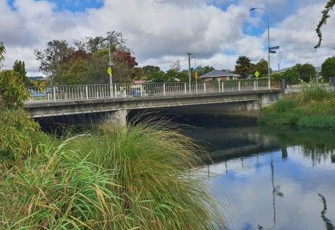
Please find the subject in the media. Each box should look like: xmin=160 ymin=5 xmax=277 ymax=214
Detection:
xmin=1 ymin=0 xmax=334 ymax=76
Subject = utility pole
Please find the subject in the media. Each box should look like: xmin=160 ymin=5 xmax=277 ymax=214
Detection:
xmin=187 ymin=52 xmax=192 ymax=84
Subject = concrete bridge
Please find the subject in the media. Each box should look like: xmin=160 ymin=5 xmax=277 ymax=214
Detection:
xmin=24 ymin=79 xmax=284 ymax=126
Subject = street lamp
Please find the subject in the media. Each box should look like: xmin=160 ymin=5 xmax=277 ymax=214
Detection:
xmin=108 ymin=40 xmax=113 ymax=86
xmin=250 ymin=7 xmax=271 ymax=86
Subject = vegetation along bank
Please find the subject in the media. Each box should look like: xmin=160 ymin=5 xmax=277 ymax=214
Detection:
xmin=258 ymin=81 xmax=335 ymax=129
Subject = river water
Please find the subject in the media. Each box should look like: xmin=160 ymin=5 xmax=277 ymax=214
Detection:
xmin=183 ymin=117 xmax=335 ymax=230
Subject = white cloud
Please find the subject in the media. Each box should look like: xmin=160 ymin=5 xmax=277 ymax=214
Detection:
xmin=0 ymin=0 xmax=334 ymax=76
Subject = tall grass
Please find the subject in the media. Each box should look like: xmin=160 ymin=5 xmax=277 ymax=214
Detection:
xmin=1 ymin=119 xmax=226 ymax=229
xmin=63 ymin=120 xmax=225 ymax=229
xmin=258 ymin=81 xmax=335 ymax=128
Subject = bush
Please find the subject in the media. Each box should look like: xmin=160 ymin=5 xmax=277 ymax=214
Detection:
xmin=1 ymin=121 xmax=225 ymax=229
xmin=0 ymin=109 xmax=45 ymax=165
xmin=274 ymin=98 xmax=298 ymax=113
xmin=0 ymin=70 xmax=29 ymax=109
xmin=301 ymin=80 xmax=333 ymax=102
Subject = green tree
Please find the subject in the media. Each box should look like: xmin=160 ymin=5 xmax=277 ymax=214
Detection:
xmin=315 ymin=0 xmax=335 ymax=48
xmin=61 ymin=58 xmax=89 ymax=85
xmin=13 ymin=60 xmax=29 ymax=86
xmin=0 ymin=42 xmax=6 ymax=70
xmin=321 ymin=56 xmax=335 ymax=81
xmin=0 ymin=42 xmax=5 ymax=63
xmin=0 ymin=70 xmax=29 ymax=109
xmin=195 ymin=65 xmax=215 ymax=76
xmin=294 ymin=63 xmax=316 ymax=82
xmin=141 ymin=65 xmax=162 ymax=80
xmin=282 ymin=68 xmax=300 ymax=84
xmin=271 ymin=72 xmax=283 ymax=81
xmin=253 ymin=58 xmax=268 ymax=78
xmin=85 ymin=49 xmax=109 ymax=84
xmin=235 ymin=56 xmax=252 ymax=78
xmin=34 ymin=40 xmax=74 ymax=84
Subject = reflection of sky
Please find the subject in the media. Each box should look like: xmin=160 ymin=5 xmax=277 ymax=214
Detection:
xmin=201 ymin=147 xmax=335 ymax=230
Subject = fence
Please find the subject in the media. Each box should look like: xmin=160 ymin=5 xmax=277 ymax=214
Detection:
xmin=27 ymin=79 xmax=280 ymax=102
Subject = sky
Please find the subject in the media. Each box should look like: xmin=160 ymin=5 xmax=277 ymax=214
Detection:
xmin=1 ymin=0 xmax=335 ymax=76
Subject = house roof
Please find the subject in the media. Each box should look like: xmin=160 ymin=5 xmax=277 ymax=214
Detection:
xmin=199 ymin=69 xmax=240 ymax=79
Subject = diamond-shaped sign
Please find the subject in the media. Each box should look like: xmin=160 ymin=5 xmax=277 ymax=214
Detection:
xmin=254 ymin=71 xmax=260 ymax=78
xmin=107 ymin=67 xmax=112 ymax=76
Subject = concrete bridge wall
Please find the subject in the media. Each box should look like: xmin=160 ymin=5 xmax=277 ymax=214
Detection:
xmin=25 ymin=90 xmax=282 ymax=126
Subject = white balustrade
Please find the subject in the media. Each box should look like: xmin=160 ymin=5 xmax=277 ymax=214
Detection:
xmin=27 ymin=79 xmax=280 ymax=102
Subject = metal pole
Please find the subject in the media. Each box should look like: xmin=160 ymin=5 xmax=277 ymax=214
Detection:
xmin=187 ymin=52 xmax=192 ymax=84
xmin=250 ymin=7 xmax=271 ymax=87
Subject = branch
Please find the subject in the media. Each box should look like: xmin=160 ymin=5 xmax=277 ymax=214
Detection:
xmin=315 ymin=0 xmax=335 ymax=48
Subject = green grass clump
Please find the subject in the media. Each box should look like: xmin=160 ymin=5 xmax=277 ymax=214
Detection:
xmin=1 ymin=120 xmax=225 ymax=229
xmin=258 ymin=82 xmax=335 ymax=128
xmin=63 ymin=121 xmax=225 ymax=229
xmin=274 ymin=97 xmax=298 ymax=113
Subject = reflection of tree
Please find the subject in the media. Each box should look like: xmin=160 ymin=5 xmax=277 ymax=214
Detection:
xmin=261 ymin=127 xmax=335 ymax=166
xmin=318 ymin=194 xmax=334 ymax=230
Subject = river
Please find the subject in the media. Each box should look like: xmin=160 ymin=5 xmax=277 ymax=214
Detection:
xmin=182 ymin=116 xmax=335 ymax=230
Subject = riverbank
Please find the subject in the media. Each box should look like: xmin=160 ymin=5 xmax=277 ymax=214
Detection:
xmin=258 ymin=82 xmax=335 ymax=128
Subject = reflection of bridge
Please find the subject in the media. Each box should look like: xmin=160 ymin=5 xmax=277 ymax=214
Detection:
xmin=24 ymin=79 xmax=283 ymax=125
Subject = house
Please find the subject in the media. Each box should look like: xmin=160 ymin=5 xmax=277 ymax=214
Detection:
xmin=199 ymin=69 xmax=240 ymax=81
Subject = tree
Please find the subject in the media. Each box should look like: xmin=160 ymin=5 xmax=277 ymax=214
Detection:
xmin=13 ymin=60 xmax=29 ymax=86
xmin=195 ymin=66 xmax=215 ymax=76
xmin=112 ymin=50 xmax=138 ymax=83
xmin=0 ymin=70 xmax=29 ymax=109
xmin=0 ymin=42 xmax=6 ymax=69
xmin=321 ymin=56 xmax=335 ymax=81
xmin=35 ymin=32 xmax=137 ymax=85
xmin=34 ymin=40 xmax=74 ymax=84
xmin=235 ymin=56 xmax=252 ymax=78
xmin=140 ymin=65 xmax=161 ymax=80
xmin=282 ymin=68 xmax=300 ymax=84
xmin=315 ymin=0 xmax=335 ymax=48
xmin=0 ymin=42 xmax=5 ymax=63
xmin=294 ymin=63 xmax=316 ymax=82
xmin=59 ymin=50 xmax=91 ymax=85
xmin=253 ymin=58 xmax=268 ymax=78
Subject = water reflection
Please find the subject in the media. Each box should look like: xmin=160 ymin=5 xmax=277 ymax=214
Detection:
xmin=190 ymin=126 xmax=335 ymax=230
xmin=319 ymin=194 xmax=334 ymax=230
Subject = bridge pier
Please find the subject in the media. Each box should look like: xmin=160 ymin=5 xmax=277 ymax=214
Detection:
xmin=102 ymin=109 xmax=128 ymax=127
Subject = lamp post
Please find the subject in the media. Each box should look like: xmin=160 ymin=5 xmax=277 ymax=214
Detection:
xmin=107 ymin=40 xmax=113 ymax=97
xmin=250 ymin=7 xmax=271 ymax=87
xmin=108 ymin=40 xmax=113 ymax=86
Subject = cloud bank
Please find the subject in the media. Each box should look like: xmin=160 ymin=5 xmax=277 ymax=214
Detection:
xmin=0 ymin=0 xmax=334 ymax=76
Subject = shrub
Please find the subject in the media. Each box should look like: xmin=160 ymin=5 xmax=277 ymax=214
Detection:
xmin=0 ymin=109 xmax=45 ymax=165
xmin=2 ymin=121 xmax=225 ymax=229
xmin=301 ymin=80 xmax=333 ymax=102
xmin=0 ymin=70 xmax=29 ymax=109
xmin=274 ymin=98 xmax=298 ymax=113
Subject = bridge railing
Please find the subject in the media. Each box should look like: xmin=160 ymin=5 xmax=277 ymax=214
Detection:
xmin=27 ymin=79 xmax=280 ymax=102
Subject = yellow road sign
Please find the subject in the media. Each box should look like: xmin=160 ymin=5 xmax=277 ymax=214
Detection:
xmin=254 ymin=71 xmax=260 ymax=78
xmin=107 ymin=67 xmax=112 ymax=76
